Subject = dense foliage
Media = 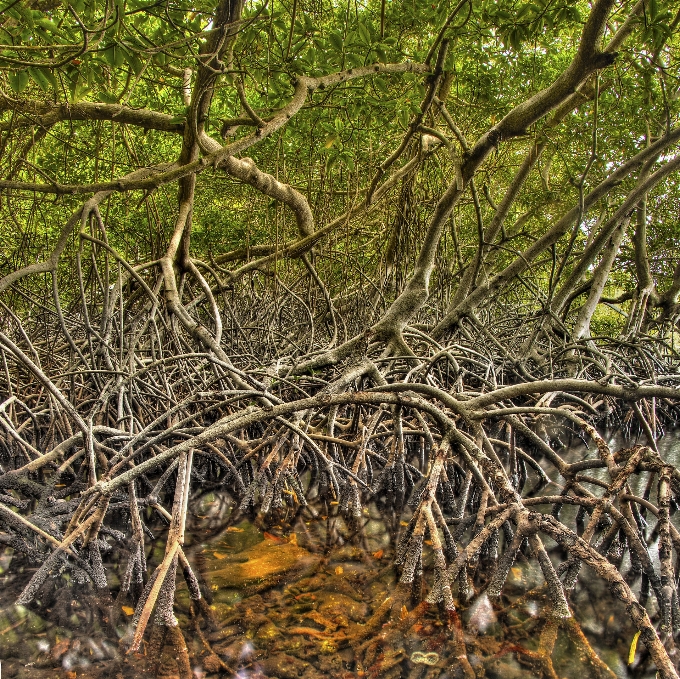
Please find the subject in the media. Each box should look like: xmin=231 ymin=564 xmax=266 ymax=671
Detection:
xmin=2 ymin=0 xmax=679 ymax=335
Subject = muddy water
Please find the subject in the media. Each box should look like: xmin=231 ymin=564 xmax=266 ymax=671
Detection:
xmin=0 ymin=431 xmax=676 ymax=679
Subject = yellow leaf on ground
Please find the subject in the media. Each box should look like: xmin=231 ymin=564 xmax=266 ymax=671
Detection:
xmin=335 ymin=566 xmax=344 ymax=575
xmin=628 ymin=630 xmax=640 ymax=665
xmin=121 ymin=606 xmax=135 ymax=616
xmin=226 ymin=526 xmax=244 ymax=533
xmin=213 ymin=552 xmax=227 ymax=559
xmin=372 ymin=549 xmax=384 ymax=559
xmin=400 ymin=605 xmax=408 ymax=620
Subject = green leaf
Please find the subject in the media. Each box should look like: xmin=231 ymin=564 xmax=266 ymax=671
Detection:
xmin=114 ymin=45 xmax=126 ymax=68
xmin=566 ymin=6 xmax=580 ymax=22
xmin=103 ymin=43 xmax=129 ymax=68
xmin=507 ymin=26 xmax=525 ymax=51
xmin=13 ymin=4 xmax=34 ymax=28
xmin=35 ymin=18 xmax=64 ymax=36
xmin=326 ymin=153 xmax=338 ymax=173
xmin=329 ymin=32 xmax=344 ymax=51
xmin=357 ymin=22 xmax=370 ymax=44
xmin=103 ymin=45 xmax=117 ymax=67
xmin=68 ymin=74 xmax=78 ymax=100
xmin=340 ymin=152 xmax=355 ymax=172
xmin=28 ymin=67 xmax=55 ymax=92
xmin=374 ymin=77 xmax=388 ymax=94
xmin=125 ymin=50 xmax=144 ymax=75
xmin=516 ymin=4 xmax=535 ymax=20
xmin=99 ymin=90 xmax=119 ymax=104
xmin=8 ymin=70 xmax=29 ymax=94
xmin=398 ymin=108 xmax=409 ymax=128
xmin=649 ymin=0 xmax=658 ymax=20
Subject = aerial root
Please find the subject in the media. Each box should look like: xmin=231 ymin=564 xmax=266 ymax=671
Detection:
xmin=1 ymin=279 xmax=679 ymax=677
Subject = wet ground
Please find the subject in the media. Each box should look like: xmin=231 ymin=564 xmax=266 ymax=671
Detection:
xmin=0 ymin=428 xmax=675 ymax=679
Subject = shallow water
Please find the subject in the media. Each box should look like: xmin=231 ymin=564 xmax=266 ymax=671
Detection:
xmin=0 ymin=429 xmax=677 ymax=679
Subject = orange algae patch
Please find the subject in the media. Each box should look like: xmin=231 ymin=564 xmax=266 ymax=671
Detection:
xmin=202 ymin=535 xmax=322 ymax=592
